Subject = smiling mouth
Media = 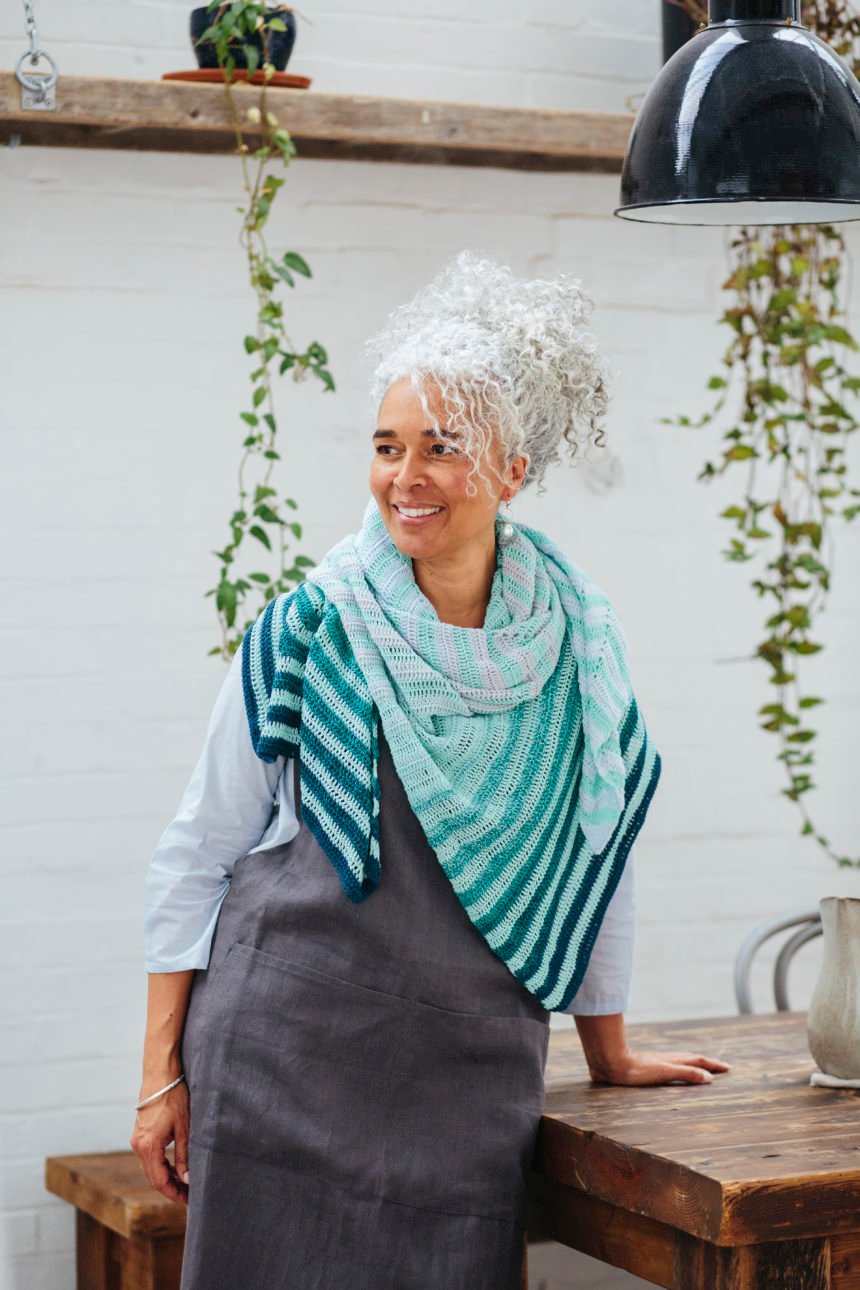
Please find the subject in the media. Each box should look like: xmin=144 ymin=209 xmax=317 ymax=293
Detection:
xmin=392 ymin=504 xmax=445 ymax=519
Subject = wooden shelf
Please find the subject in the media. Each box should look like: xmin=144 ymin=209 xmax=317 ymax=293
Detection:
xmin=0 ymin=72 xmax=632 ymax=172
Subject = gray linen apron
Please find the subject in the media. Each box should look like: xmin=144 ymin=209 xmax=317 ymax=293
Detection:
xmin=178 ymin=726 xmax=551 ymax=1290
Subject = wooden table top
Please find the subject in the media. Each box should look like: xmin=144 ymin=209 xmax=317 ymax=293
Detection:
xmin=536 ymin=1011 xmax=860 ymax=1247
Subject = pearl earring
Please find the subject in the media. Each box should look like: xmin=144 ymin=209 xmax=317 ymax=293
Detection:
xmin=498 ymin=498 xmax=514 ymax=543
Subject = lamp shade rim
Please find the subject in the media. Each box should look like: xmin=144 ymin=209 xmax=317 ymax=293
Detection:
xmin=613 ymin=197 xmax=860 ymax=225
xmin=615 ymin=197 xmax=860 ymax=212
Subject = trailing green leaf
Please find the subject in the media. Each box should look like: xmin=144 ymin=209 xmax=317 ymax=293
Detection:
xmin=202 ymin=2 xmax=335 ymax=660
xmin=667 ymin=0 xmax=860 ymax=869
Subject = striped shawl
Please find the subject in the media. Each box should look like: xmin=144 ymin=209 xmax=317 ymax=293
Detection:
xmin=241 ymin=494 xmax=661 ymax=1012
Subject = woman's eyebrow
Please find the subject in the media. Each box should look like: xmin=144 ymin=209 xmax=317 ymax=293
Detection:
xmin=372 ymin=428 xmax=459 ymax=439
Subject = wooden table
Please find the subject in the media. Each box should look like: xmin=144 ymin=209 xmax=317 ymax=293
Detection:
xmin=526 ymin=1011 xmax=860 ymax=1289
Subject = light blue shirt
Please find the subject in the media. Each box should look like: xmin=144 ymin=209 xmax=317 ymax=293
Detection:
xmin=143 ymin=647 xmax=637 ymax=1014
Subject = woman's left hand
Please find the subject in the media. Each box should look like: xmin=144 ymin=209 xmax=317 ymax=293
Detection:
xmin=589 ymin=1048 xmax=731 ymax=1086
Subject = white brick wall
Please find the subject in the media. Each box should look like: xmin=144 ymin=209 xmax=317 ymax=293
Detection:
xmin=1 ymin=4 xmax=858 ymax=1288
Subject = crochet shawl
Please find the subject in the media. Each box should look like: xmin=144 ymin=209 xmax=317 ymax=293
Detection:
xmin=240 ymin=494 xmax=662 ymax=1012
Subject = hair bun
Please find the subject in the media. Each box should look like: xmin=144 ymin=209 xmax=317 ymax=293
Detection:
xmin=365 ymin=249 xmax=611 ymax=495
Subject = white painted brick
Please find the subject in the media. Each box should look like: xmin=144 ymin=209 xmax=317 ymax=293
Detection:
xmin=0 ymin=39 xmax=156 ymax=81
xmin=301 ymin=60 xmax=534 ymax=107
xmin=3 ymin=4 xmax=860 ymax=1284
xmin=3 ymin=863 xmax=142 ymax=918
xmin=0 ymin=1211 xmax=37 ymax=1257
xmin=2 ymin=232 xmax=256 ymax=290
xmin=0 ymin=1157 xmax=58 ymax=1212
xmin=5 ymin=1252 xmax=76 ymax=1290
xmin=0 ymin=954 xmax=148 ymax=1021
xmin=309 ymin=0 xmax=588 ymax=21
xmin=295 ymin=17 xmax=651 ymax=79
xmin=525 ymin=72 xmax=651 ymax=114
xmin=35 ymin=3 xmax=168 ymax=47
xmin=1 ymin=1059 xmax=140 ymax=1117
xmin=583 ymin=0 xmax=660 ymax=38
xmin=0 ymin=918 xmax=143 ymax=971
xmin=35 ymin=1205 xmax=74 ymax=1255
xmin=0 ymin=1105 xmax=139 ymax=1164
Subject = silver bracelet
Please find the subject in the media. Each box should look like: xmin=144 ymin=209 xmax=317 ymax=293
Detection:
xmin=135 ymin=1072 xmax=186 ymax=1110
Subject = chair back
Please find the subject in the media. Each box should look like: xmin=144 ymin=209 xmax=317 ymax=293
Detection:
xmin=734 ymin=911 xmax=822 ymax=1013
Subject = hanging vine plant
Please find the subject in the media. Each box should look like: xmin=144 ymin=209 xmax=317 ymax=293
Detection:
xmin=664 ymin=0 xmax=860 ymax=868
xmin=192 ymin=1 xmax=335 ymax=660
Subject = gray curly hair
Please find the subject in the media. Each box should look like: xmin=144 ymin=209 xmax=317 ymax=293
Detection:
xmin=364 ymin=249 xmax=610 ymax=498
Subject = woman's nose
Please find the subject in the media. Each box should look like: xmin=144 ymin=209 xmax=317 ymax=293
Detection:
xmin=392 ymin=450 xmax=428 ymax=488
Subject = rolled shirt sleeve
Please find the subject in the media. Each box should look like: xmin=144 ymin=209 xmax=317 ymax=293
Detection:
xmin=142 ymin=647 xmax=287 ymax=973
xmin=559 ymin=845 xmax=636 ymax=1015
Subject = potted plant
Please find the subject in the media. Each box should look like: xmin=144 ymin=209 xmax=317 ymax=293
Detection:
xmin=190 ymin=3 xmax=297 ymax=74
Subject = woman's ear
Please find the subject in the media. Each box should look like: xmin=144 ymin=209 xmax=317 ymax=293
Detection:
xmin=510 ymin=454 xmax=529 ymax=494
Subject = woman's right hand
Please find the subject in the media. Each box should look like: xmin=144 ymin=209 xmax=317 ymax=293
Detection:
xmin=130 ymin=1077 xmax=191 ymax=1207
xmin=135 ymin=969 xmax=197 ymax=1205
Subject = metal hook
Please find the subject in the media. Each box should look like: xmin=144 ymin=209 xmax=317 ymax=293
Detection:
xmin=15 ymin=48 xmax=58 ymax=97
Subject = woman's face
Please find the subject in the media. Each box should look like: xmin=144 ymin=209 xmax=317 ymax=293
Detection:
xmin=369 ymin=377 xmax=525 ymax=561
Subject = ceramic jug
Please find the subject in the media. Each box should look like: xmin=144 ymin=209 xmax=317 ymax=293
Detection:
xmin=806 ymin=896 xmax=860 ymax=1081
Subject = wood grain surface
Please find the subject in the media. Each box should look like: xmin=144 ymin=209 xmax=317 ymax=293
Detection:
xmin=530 ymin=1011 xmax=860 ymax=1288
xmin=0 ymin=71 xmax=632 ymax=170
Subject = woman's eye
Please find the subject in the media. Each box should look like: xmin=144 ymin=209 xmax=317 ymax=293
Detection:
xmin=373 ymin=442 xmax=460 ymax=456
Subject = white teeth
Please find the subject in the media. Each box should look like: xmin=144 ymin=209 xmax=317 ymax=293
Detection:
xmin=396 ymin=505 xmax=442 ymax=517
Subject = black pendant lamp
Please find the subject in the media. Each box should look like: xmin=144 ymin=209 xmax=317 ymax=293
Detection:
xmin=615 ymin=0 xmax=860 ymax=225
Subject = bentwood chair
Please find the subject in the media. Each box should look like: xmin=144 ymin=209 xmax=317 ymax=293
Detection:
xmin=734 ymin=910 xmax=823 ymax=1013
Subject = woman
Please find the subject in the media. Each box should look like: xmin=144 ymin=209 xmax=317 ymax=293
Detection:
xmin=132 ymin=251 xmax=730 ymax=1290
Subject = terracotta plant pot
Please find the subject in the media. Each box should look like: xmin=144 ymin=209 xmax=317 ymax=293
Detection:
xmin=190 ymin=4 xmax=296 ymax=72
xmin=806 ymin=896 xmax=860 ymax=1081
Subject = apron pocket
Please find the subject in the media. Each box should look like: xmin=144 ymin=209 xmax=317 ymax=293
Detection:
xmin=186 ymin=940 xmax=549 ymax=1223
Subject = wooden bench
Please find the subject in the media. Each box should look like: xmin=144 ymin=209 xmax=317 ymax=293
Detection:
xmin=45 ymin=1150 xmax=186 ymax=1290
xmin=46 ymin=1148 xmax=540 ymax=1288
